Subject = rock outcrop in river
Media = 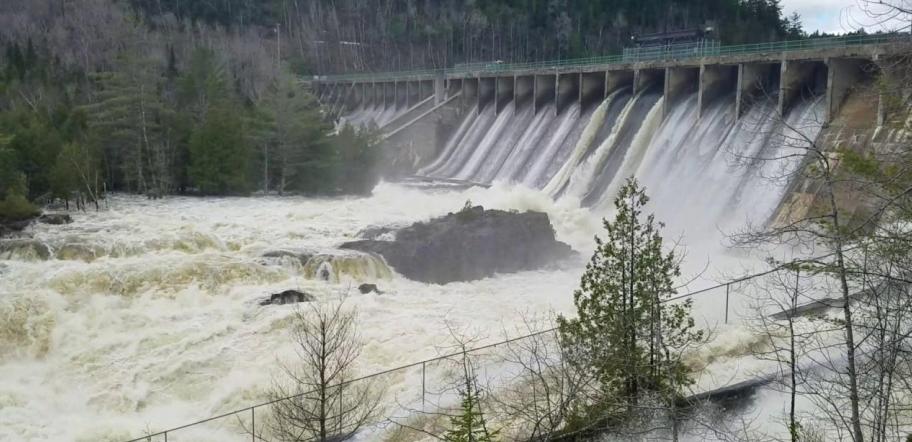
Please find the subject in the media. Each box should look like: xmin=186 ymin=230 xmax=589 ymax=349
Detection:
xmin=341 ymin=206 xmax=574 ymax=284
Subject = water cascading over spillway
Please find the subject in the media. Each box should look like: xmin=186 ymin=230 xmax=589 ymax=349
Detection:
xmin=596 ymin=91 xmax=827 ymax=239
xmin=417 ymin=79 xmax=826 ymax=237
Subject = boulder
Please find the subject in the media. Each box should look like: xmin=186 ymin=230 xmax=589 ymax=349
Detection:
xmin=358 ymin=283 xmax=380 ymax=294
xmin=341 ymin=206 xmax=575 ymax=284
xmin=39 ymin=213 xmax=72 ymax=225
xmin=260 ymin=289 xmax=316 ymax=306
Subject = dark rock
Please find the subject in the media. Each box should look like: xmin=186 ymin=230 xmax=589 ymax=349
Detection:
xmin=38 ymin=213 xmax=72 ymax=225
xmin=341 ymin=206 xmax=575 ymax=284
xmin=355 ymin=224 xmax=404 ymax=240
xmin=0 ymin=217 xmax=38 ymax=238
xmin=358 ymin=283 xmax=380 ymax=294
xmin=260 ymin=289 xmax=316 ymax=306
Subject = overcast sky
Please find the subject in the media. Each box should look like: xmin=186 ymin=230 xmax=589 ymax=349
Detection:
xmin=781 ymin=0 xmax=909 ymax=34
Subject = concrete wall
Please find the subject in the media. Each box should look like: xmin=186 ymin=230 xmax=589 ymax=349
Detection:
xmin=826 ymin=57 xmax=865 ymax=123
xmin=407 ymin=81 xmax=420 ymax=107
xmin=535 ymin=74 xmax=556 ymax=115
xmin=419 ymin=80 xmax=434 ymax=102
xmin=581 ymin=71 xmax=607 ymax=107
xmin=463 ymin=78 xmax=479 ymax=112
xmin=557 ymin=73 xmax=580 ymax=114
xmin=515 ymin=75 xmax=534 ymax=108
xmin=780 ymin=59 xmax=827 ymax=115
xmin=607 ymin=71 xmax=635 ymax=95
xmin=496 ymin=76 xmax=515 ymax=114
xmin=396 ymin=81 xmax=408 ymax=110
xmin=635 ymin=68 xmax=665 ymax=95
xmin=479 ymin=77 xmax=496 ymax=112
xmin=384 ymin=82 xmax=396 ymax=109
xmin=737 ymin=63 xmax=778 ymax=118
xmin=875 ymin=55 xmax=907 ymax=126
xmin=665 ymin=67 xmax=699 ymax=117
xmin=382 ymin=95 xmax=466 ymax=175
xmin=699 ymin=64 xmax=737 ymax=118
xmin=384 ymin=96 xmax=437 ymax=133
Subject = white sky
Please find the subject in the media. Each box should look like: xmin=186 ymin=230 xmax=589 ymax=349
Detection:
xmin=781 ymin=0 xmax=910 ymax=34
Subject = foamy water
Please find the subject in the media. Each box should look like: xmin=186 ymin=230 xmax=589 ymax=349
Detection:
xmin=0 ymin=181 xmax=796 ymax=442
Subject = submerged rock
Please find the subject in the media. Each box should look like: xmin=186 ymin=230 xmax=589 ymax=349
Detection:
xmin=38 ymin=213 xmax=72 ymax=225
xmin=341 ymin=206 xmax=575 ymax=284
xmin=0 ymin=239 xmax=51 ymax=261
xmin=358 ymin=283 xmax=380 ymax=294
xmin=260 ymin=289 xmax=315 ymax=306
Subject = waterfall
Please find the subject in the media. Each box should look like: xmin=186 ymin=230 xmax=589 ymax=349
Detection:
xmin=476 ymin=102 xmax=536 ymax=183
xmin=520 ymin=103 xmax=581 ymax=187
xmin=493 ymin=103 xmax=557 ymax=181
xmin=419 ymin=106 xmax=479 ymax=176
xmin=543 ymin=91 xmax=617 ymax=196
xmin=454 ymin=102 xmax=516 ymax=180
xmin=576 ymin=89 xmax=664 ymax=206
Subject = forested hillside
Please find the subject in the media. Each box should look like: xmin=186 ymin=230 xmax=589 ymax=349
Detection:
xmin=0 ymin=0 xmax=804 ymax=221
xmin=126 ymin=0 xmax=804 ymax=73
xmin=0 ymin=0 xmax=380 ymax=223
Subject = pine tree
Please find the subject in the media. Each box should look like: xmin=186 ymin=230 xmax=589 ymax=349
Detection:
xmin=188 ymin=105 xmax=248 ymax=195
xmin=256 ymin=70 xmax=332 ymax=194
xmin=558 ymin=178 xmax=703 ymax=418
xmin=444 ymin=377 xmax=500 ymax=442
xmin=79 ymin=49 xmax=171 ymax=196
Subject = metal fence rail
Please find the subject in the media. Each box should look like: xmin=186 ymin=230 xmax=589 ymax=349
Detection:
xmin=316 ymin=34 xmax=906 ymax=82
xmin=119 ymin=250 xmax=854 ymax=442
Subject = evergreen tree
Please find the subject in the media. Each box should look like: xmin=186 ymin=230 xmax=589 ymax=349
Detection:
xmin=558 ymin=178 xmax=703 ymax=418
xmin=188 ymin=105 xmax=248 ymax=195
xmin=334 ymin=122 xmax=382 ymax=196
xmin=444 ymin=377 xmax=500 ymax=442
xmin=80 ymin=50 xmax=171 ymax=195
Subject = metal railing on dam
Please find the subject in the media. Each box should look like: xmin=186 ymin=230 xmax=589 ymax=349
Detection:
xmin=315 ymin=34 xmax=906 ymax=83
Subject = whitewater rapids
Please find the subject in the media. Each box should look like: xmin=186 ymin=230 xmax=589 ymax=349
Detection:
xmin=0 ymin=181 xmax=787 ymax=442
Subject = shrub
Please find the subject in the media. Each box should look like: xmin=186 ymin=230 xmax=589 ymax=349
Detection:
xmin=0 ymin=193 xmax=40 ymax=222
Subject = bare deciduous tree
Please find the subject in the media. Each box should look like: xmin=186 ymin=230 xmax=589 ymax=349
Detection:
xmin=269 ymin=302 xmax=385 ymax=442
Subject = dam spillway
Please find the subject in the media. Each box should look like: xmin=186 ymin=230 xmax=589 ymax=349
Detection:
xmin=327 ymin=37 xmax=898 ymax=235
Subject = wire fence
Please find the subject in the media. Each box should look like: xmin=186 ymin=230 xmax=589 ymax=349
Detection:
xmin=118 ymin=253 xmax=848 ymax=442
xmin=315 ymin=33 xmax=906 ymax=83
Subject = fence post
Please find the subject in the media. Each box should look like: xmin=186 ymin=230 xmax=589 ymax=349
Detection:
xmin=421 ymin=362 xmax=426 ymax=410
xmin=252 ymin=408 xmax=255 ymax=442
xmin=725 ymin=284 xmax=730 ymax=324
xmin=164 ymin=432 xmax=167 ymax=442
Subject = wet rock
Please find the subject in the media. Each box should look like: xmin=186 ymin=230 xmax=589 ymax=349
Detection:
xmin=260 ymin=289 xmax=316 ymax=306
xmin=341 ymin=206 xmax=575 ymax=284
xmin=0 ymin=217 xmax=37 ymax=238
xmin=358 ymin=283 xmax=380 ymax=294
xmin=262 ymin=249 xmax=314 ymax=266
xmin=356 ymin=224 xmax=405 ymax=240
xmin=0 ymin=239 xmax=51 ymax=261
xmin=38 ymin=213 xmax=72 ymax=225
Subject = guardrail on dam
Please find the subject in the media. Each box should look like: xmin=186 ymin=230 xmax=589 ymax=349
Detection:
xmin=313 ymin=34 xmax=909 ymax=126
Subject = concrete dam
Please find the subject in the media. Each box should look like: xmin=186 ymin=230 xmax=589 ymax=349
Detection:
xmin=315 ymin=35 xmax=908 ymax=237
